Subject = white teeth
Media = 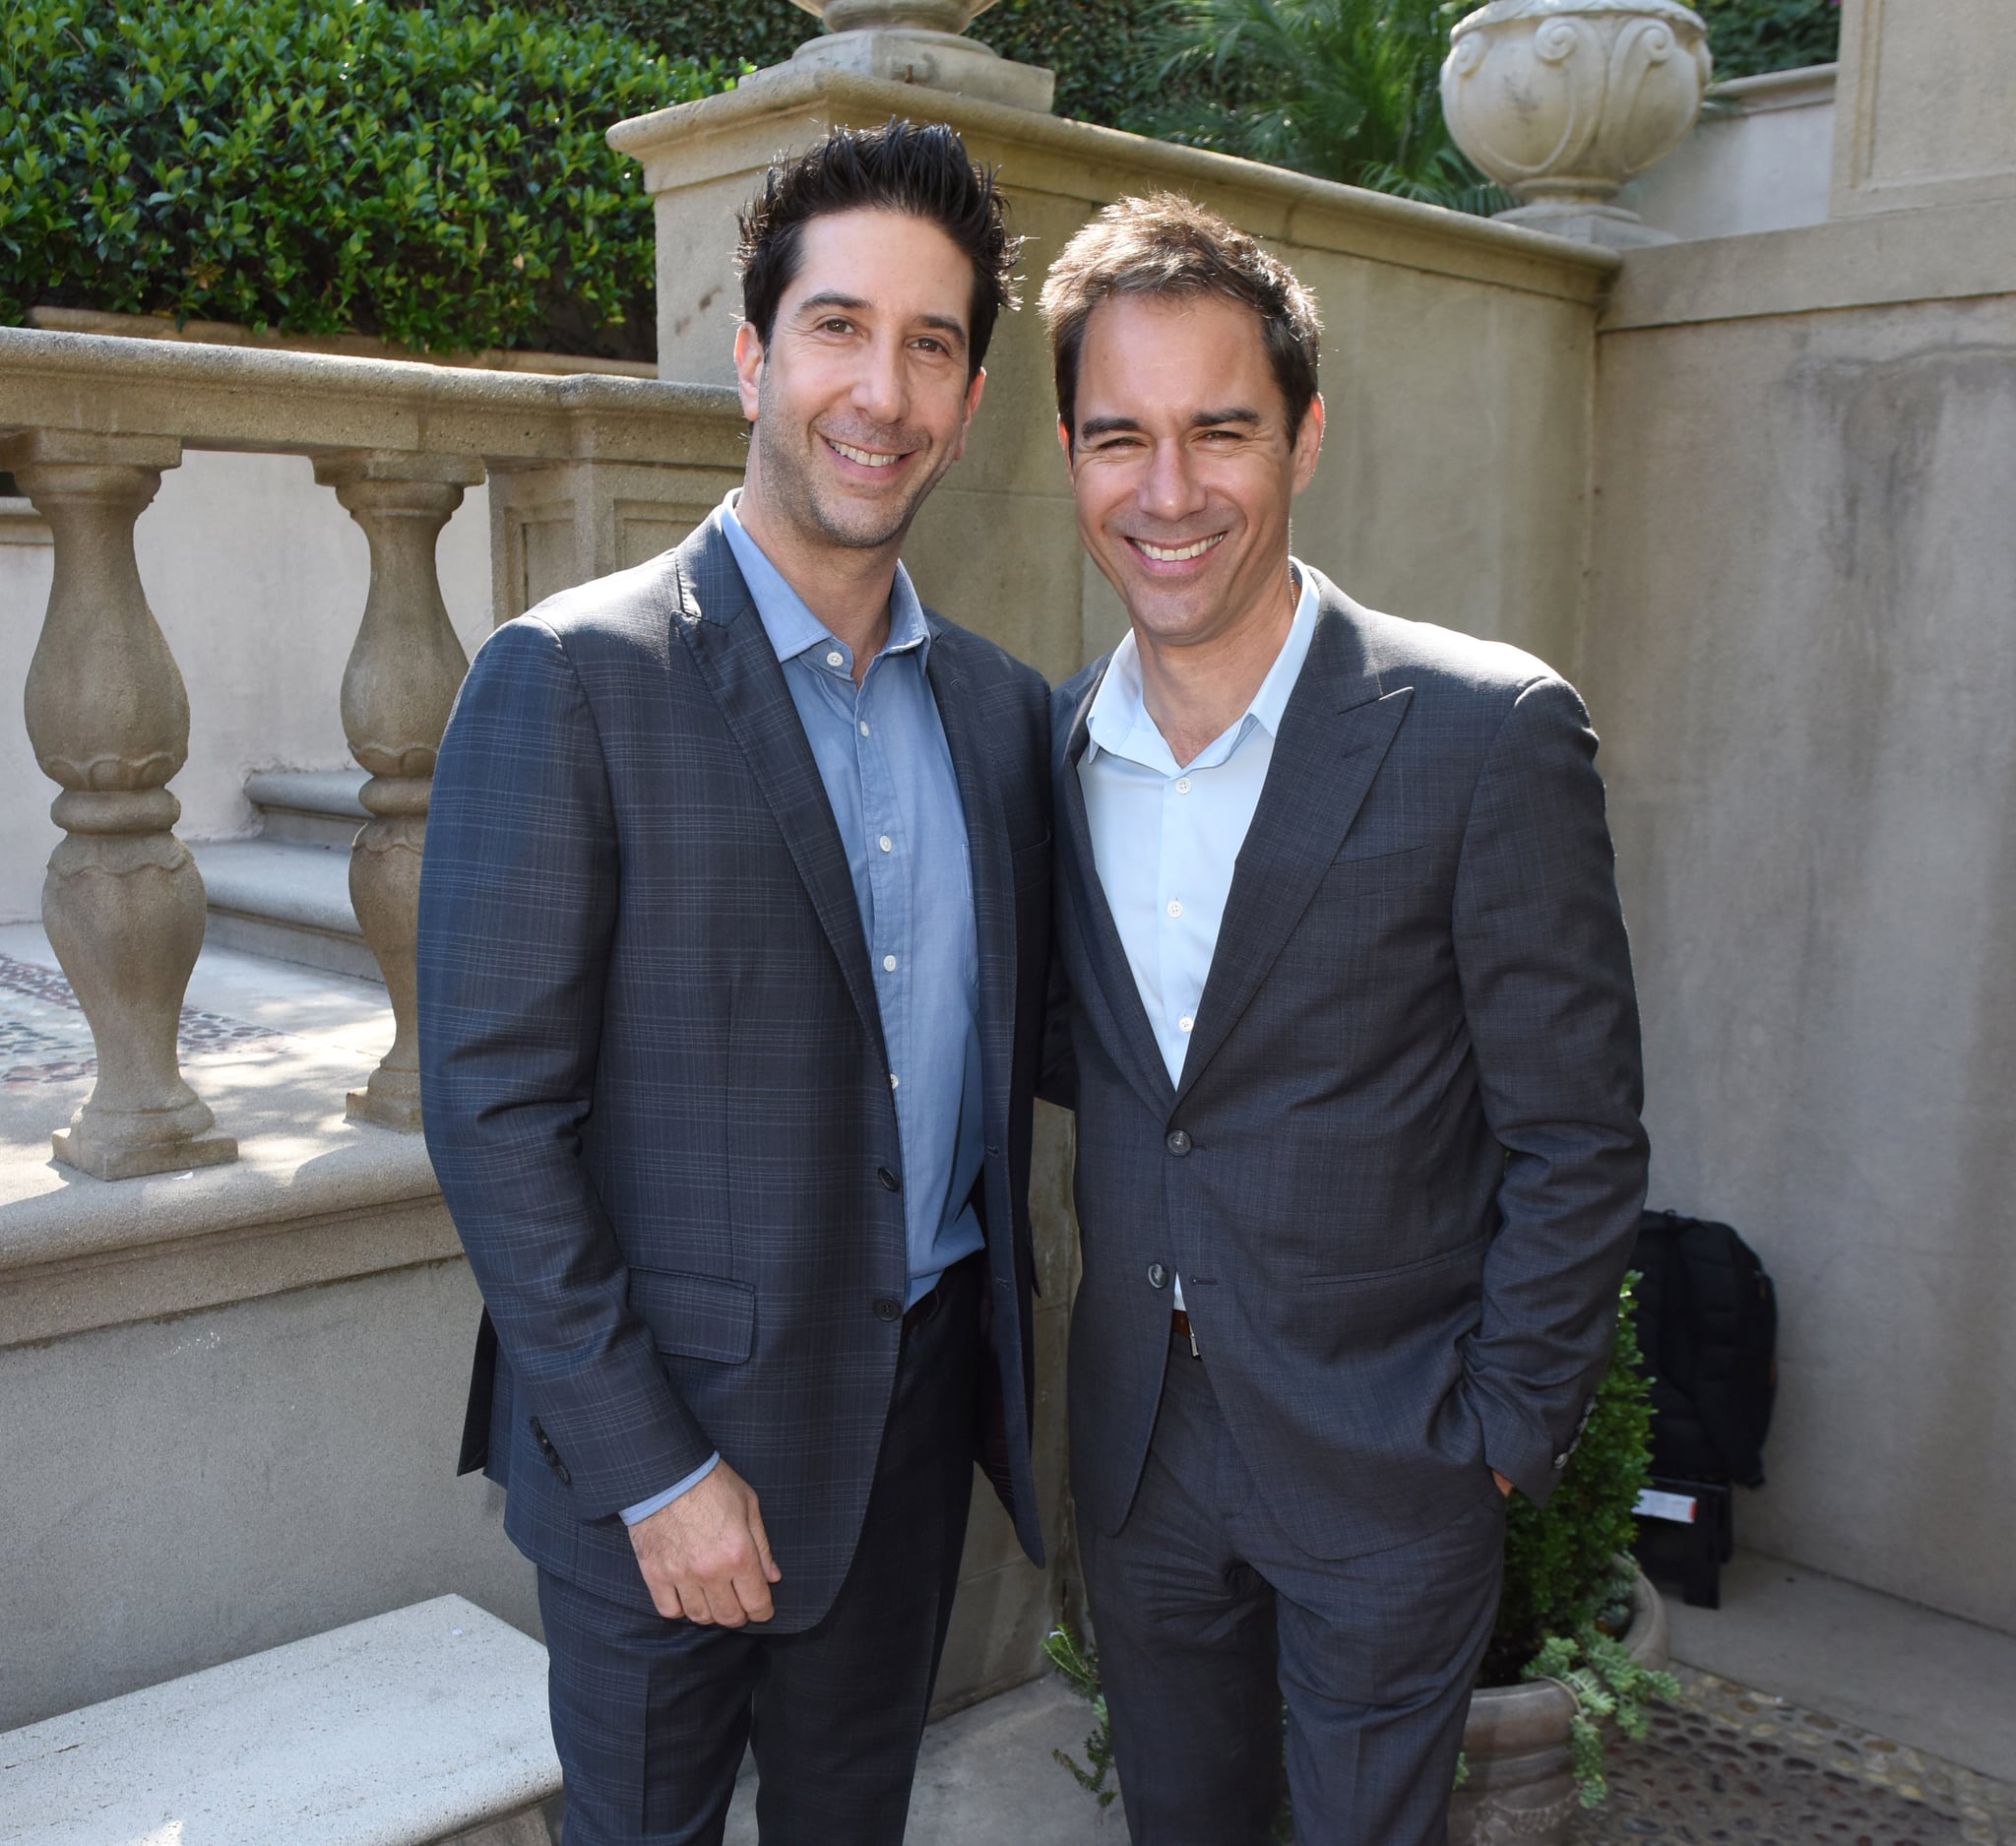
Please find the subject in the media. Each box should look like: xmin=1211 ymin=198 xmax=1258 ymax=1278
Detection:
xmin=1138 ymin=535 xmax=1225 ymax=562
xmin=829 ymin=438 xmax=902 ymax=469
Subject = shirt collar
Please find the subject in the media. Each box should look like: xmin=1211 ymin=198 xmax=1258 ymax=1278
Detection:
xmin=718 ymin=490 xmax=929 ymax=673
xmin=1084 ymin=559 xmax=1319 ymax=775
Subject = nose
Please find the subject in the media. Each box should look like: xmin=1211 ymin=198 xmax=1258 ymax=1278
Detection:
xmin=852 ymin=329 xmax=909 ymax=428
xmin=1141 ymin=436 xmax=1207 ymax=525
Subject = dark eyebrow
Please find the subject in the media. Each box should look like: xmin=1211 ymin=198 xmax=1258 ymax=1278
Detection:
xmin=794 ymin=290 xmax=872 ymax=317
xmin=1077 ymin=407 xmax=1264 ymax=441
xmin=792 ymin=293 xmax=968 ymax=354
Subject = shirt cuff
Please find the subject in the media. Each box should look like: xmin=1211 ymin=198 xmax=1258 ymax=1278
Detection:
xmin=619 ymin=1452 xmax=721 ymax=1526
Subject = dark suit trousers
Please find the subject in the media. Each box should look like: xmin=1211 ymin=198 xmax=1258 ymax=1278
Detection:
xmin=538 ymin=1256 xmax=982 ymax=1846
xmin=1081 ymin=1327 xmax=1506 ymax=1846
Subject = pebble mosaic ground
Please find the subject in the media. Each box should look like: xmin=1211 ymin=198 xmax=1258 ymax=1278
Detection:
xmin=0 ymin=952 xmax=278 ymax=1086
xmin=1569 ymin=1667 xmax=2016 ymax=1846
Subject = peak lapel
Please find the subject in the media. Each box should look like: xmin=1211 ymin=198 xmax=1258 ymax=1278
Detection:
xmin=1057 ymin=667 xmax=1178 ymax=1120
xmin=670 ymin=532 xmax=887 ymax=1069
xmin=1172 ymin=606 xmax=1414 ymax=1111
xmin=925 ymin=630 xmax=1012 ymax=1139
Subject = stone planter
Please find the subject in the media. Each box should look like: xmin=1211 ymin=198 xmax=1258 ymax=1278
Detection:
xmin=1440 ymin=0 xmax=1713 ymax=245
xmin=784 ymin=0 xmax=1054 ymax=111
xmin=1449 ymin=1565 xmax=1671 ymax=1846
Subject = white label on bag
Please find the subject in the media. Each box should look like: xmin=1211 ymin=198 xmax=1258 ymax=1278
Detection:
xmin=1634 ymin=1488 xmax=1698 ymax=1524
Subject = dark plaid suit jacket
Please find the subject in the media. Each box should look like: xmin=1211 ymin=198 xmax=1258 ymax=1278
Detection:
xmin=1049 ymin=570 xmax=1649 ymax=1560
xmin=418 ymin=514 xmax=1051 ymax=1627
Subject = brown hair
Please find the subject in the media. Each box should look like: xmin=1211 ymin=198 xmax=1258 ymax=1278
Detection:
xmin=736 ymin=119 xmax=1020 ymax=381
xmin=1039 ymin=192 xmax=1322 ymax=441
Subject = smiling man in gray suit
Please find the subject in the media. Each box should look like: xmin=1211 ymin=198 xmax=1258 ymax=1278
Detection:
xmin=1039 ymin=195 xmax=1650 ymax=1845
xmin=418 ymin=124 xmax=1051 ymax=1845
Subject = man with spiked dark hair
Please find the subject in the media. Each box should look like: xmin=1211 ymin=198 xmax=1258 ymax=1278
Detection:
xmin=419 ymin=120 xmax=1051 ymax=1843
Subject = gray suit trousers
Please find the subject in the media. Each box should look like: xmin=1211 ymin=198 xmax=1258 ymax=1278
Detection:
xmin=1081 ymin=1329 xmax=1507 ymax=1846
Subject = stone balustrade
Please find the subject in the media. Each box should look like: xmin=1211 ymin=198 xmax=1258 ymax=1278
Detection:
xmin=0 ymin=326 xmax=746 ymax=1176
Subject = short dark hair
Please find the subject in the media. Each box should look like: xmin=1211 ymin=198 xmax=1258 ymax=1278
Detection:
xmin=736 ymin=119 xmax=1021 ymax=379
xmin=1040 ymin=193 xmax=1323 ymax=441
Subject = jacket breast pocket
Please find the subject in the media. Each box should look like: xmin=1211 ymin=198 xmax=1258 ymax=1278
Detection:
xmin=627 ymin=1268 xmax=756 ymax=1365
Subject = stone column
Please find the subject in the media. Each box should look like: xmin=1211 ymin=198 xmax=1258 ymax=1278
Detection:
xmin=1831 ymin=0 xmax=2016 ymax=217
xmin=314 ymin=451 xmax=485 ymax=1132
xmin=5 ymin=430 xmax=237 ymax=1179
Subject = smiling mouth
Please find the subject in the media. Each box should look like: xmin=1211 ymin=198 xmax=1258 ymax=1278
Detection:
xmin=1130 ymin=534 xmax=1226 ymax=563
xmin=825 ymin=436 xmax=908 ymax=470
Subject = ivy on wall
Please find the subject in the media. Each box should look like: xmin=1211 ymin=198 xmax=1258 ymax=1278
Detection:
xmin=0 ymin=0 xmax=731 ymax=352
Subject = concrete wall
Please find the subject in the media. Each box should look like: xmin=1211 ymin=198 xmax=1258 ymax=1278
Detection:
xmin=0 ymin=452 xmax=493 ymax=923
xmin=1583 ymin=230 xmax=2016 ymax=1633
xmin=1624 ymin=64 xmax=1837 ymax=241
xmin=0 ymin=1250 xmax=536 ymax=1731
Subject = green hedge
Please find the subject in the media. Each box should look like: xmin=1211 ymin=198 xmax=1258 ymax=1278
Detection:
xmin=536 ymin=0 xmax=1228 ymax=133
xmin=0 ymin=0 xmax=734 ymax=353
xmin=1696 ymin=0 xmax=1840 ymax=82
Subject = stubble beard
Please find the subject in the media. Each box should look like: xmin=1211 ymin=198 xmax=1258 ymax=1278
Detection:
xmin=749 ymin=379 xmax=948 ymax=555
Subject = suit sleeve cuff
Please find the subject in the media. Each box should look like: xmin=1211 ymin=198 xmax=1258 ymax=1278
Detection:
xmin=620 ymin=1452 xmax=721 ymax=1526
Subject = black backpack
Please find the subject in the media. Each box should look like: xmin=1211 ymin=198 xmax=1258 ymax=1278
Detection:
xmin=1629 ymin=1208 xmax=1778 ymax=1489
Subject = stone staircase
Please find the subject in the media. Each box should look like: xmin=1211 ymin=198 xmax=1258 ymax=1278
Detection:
xmin=191 ymin=771 xmax=380 ymax=984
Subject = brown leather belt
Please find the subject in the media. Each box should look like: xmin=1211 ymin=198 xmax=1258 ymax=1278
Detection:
xmin=1170 ymin=1307 xmax=1199 ymax=1356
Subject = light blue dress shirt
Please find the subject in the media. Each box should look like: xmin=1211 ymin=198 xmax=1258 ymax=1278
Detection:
xmin=1077 ymin=563 xmax=1319 ymax=1312
xmin=623 ymin=495 xmax=985 ymax=1526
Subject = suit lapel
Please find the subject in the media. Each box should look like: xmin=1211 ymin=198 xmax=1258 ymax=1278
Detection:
xmin=670 ymin=521 xmax=887 ymax=1067
xmin=1171 ymin=603 xmax=1414 ymax=1110
xmin=1058 ymin=666 xmax=1179 ymax=1120
xmin=925 ymin=627 xmax=1012 ymax=1139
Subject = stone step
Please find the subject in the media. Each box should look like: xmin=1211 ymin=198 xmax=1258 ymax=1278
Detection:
xmin=245 ymin=767 xmax=370 ymax=848
xmin=0 ymin=1593 xmax=560 ymax=1846
xmin=191 ymin=769 xmax=381 ymax=982
xmin=193 ymin=837 xmax=381 ymax=985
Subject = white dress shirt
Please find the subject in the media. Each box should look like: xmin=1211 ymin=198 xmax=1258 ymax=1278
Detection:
xmin=1077 ymin=563 xmax=1319 ymax=1310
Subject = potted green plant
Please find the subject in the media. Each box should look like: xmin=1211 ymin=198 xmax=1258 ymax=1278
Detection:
xmin=1045 ymin=1273 xmax=1676 ymax=1844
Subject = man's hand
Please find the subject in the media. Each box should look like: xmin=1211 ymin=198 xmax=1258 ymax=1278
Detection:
xmin=627 ymin=1461 xmax=782 ymax=1626
xmin=1492 ymin=1469 xmax=1515 ymax=1499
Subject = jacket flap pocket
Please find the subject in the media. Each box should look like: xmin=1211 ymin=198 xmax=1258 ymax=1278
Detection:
xmin=628 ymin=1268 xmax=756 ymax=1365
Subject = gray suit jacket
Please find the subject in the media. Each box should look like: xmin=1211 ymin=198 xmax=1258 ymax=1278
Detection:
xmin=1049 ymin=571 xmax=1648 ymax=1560
xmin=419 ymin=515 xmax=1052 ymax=1626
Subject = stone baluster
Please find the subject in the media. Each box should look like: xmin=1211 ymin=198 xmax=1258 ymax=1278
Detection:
xmin=5 ymin=430 xmax=237 ymax=1179
xmin=314 ymin=451 xmax=485 ymax=1133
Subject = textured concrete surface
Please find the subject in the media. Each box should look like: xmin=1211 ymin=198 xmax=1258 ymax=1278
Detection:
xmin=1583 ymin=284 xmax=2016 ymax=1634
xmin=0 ymin=1595 xmax=557 ymax=1846
xmin=1832 ymin=0 xmax=2016 ymax=216
xmin=1622 ymin=63 xmax=1837 ymax=241
xmin=1667 ymin=1549 xmax=2016 ymax=1785
xmin=725 ymin=1676 xmax=1117 ymax=1845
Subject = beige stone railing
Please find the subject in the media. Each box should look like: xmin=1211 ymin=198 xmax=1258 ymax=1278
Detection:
xmin=0 ymin=326 xmax=745 ymax=1178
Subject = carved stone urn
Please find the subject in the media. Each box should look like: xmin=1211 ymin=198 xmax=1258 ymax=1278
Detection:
xmin=787 ymin=0 xmax=1055 ymax=112
xmin=1440 ymin=0 xmax=1713 ymax=246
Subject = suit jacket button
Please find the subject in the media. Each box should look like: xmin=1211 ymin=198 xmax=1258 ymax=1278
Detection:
xmin=1148 ymin=1263 xmax=1168 ymax=1290
xmin=873 ymin=1297 xmax=903 ymax=1321
xmin=878 ymin=1166 xmax=901 ymax=1191
xmin=1165 ymin=1129 xmax=1191 ymax=1156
